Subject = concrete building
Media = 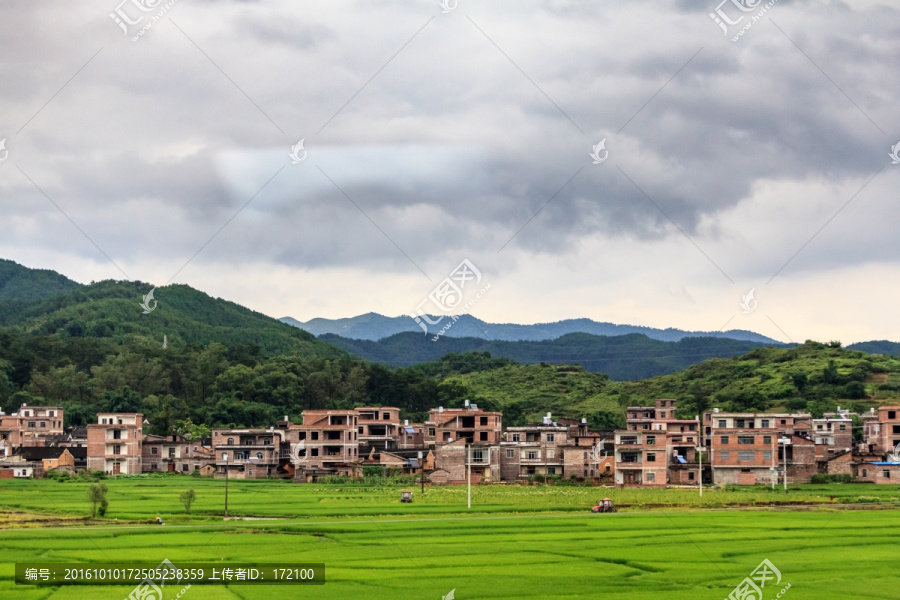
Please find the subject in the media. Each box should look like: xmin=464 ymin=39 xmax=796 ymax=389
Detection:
xmin=86 ymin=413 xmax=143 ymax=475
xmin=213 ymin=427 xmax=284 ymax=479
xmin=861 ymin=406 xmax=900 ymax=456
xmin=615 ymin=400 xmax=700 ymax=486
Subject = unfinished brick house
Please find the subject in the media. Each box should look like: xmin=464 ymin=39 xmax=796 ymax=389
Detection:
xmin=703 ymin=409 xmax=814 ymax=485
xmin=142 ymin=435 xmax=214 ymax=474
xmin=615 ymin=400 xmax=700 ymax=486
xmin=356 ymin=407 xmax=402 ymax=450
xmin=861 ymin=406 xmax=900 ymax=456
xmin=426 ymin=403 xmax=502 ymax=445
xmin=500 ymin=413 xmax=569 ymax=480
xmin=812 ymin=408 xmax=853 ymax=459
xmin=86 ymin=413 xmax=143 ymax=475
xmin=213 ymin=427 xmax=285 ymax=479
xmin=0 ymin=405 xmax=65 ymax=450
xmin=430 ymin=438 xmax=501 ymax=484
xmin=289 ymin=410 xmax=359 ymax=481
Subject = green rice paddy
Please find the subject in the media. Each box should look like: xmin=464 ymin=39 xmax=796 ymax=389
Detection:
xmin=0 ymin=477 xmax=898 ymax=599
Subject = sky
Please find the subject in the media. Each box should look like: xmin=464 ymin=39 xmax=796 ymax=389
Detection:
xmin=1 ymin=0 xmax=899 ymax=344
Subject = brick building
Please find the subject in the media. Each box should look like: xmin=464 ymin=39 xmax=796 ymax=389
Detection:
xmin=289 ymin=410 xmax=359 ymax=481
xmin=356 ymin=407 xmax=402 ymax=449
xmin=143 ymin=435 xmax=215 ymax=474
xmin=213 ymin=427 xmax=285 ymax=479
xmin=426 ymin=403 xmax=502 ymax=446
xmin=500 ymin=414 xmax=569 ymax=480
xmin=0 ymin=404 xmax=65 ymax=450
xmin=86 ymin=413 xmax=143 ymax=475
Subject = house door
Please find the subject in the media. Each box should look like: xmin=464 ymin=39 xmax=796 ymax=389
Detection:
xmin=624 ymin=471 xmax=638 ymax=484
xmin=113 ymin=463 xmax=121 ymax=475
xmin=167 ymin=463 xmax=175 ymax=473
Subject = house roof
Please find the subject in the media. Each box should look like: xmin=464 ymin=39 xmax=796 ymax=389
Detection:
xmin=14 ymin=447 xmax=71 ymax=460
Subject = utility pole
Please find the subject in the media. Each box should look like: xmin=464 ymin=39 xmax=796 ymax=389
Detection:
xmin=467 ymin=445 xmax=471 ymax=509
xmin=697 ymin=445 xmax=702 ymax=497
xmin=224 ymin=452 xmax=229 ymax=519
xmin=771 ymin=434 xmax=776 ymax=491
xmin=418 ymin=451 xmax=425 ymax=495
xmin=783 ymin=436 xmax=788 ymax=494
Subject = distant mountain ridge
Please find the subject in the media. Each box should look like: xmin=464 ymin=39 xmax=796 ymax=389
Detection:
xmin=281 ymin=312 xmax=780 ymax=344
xmin=319 ymin=331 xmax=779 ymax=381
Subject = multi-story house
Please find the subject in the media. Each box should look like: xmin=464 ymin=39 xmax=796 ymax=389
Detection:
xmin=430 ymin=438 xmax=501 ymax=484
xmin=143 ymin=435 xmax=215 ymax=474
xmin=703 ymin=409 xmax=814 ymax=485
xmin=86 ymin=413 xmax=143 ymax=475
xmin=213 ymin=427 xmax=285 ymax=479
xmin=289 ymin=410 xmax=359 ymax=481
xmin=812 ymin=408 xmax=853 ymax=459
xmin=356 ymin=407 xmax=402 ymax=450
xmin=0 ymin=404 xmax=65 ymax=450
xmin=861 ymin=406 xmax=900 ymax=456
xmin=615 ymin=400 xmax=700 ymax=486
xmin=500 ymin=414 xmax=569 ymax=480
xmin=426 ymin=403 xmax=502 ymax=446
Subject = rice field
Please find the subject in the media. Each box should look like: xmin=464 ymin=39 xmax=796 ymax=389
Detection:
xmin=0 ymin=477 xmax=898 ymax=599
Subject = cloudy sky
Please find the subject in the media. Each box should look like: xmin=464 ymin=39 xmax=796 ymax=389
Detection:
xmin=1 ymin=0 xmax=899 ymax=343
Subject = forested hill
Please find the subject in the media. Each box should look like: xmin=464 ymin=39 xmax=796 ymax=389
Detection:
xmin=0 ymin=259 xmax=82 ymax=307
xmin=320 ymin=331 xmax=774 ymax=380
xmin=444 ymin=341 xmax=900 ymax=430
xmin=0 ymin=275 xmax=344 ymax=359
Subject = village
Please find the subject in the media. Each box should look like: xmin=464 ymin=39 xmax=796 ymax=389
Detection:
xmin=2 ymin=399 xmax=899 ymax=487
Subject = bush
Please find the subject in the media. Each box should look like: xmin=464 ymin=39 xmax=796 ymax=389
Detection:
xmin=87 ymin=483 xmax=109 ymax=519
xmin=810 ymin=473 xmax=853 ymax=484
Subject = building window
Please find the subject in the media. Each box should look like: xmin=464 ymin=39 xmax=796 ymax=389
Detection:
xmin=311 ymin=449 xmax=319 ymax=457
xmin=506 ymin=449 xmax=515 ymax=459
xmin=884 ymin=470 xmax=891 ymax=479
xmin=763 ymin=436 xmax=772 ymax=445
xmin=227 ymin=438 xmax=234 ymax=445
xmin=737 ymin=451 xmax=755 ymax=461
xmin=660 ymin=411 xmax=666 ymax=418
xmin=760 ymin=419 xmax=769 ymax=428
xmin=646 ymin=453 xmax=656 ymax=462
xmin=718 ymin=420 xmax=726 ymax=428
xmin=256 ymin=452 xmax=263 ymax=460
xmin=511 ymin=434 xmax=521 ymax=442
xmin=548 ymin=467 xmax=556 ymax=475
xmin=383 ymin=412 xmax=390 ymax=420
xmin=647 ymin=436 xmax=656 ymax=445
xmin=480 ymin=432 xmax=488 ymax=441
xmin=738 ymin=436 xmax=754 ymax=445
xmin=248 ymin=469 xmax=253 ymax=476
xmin=182 ymin=464 xmax=189 ymax=472
xmin=720 ymin=436 xmax=729 ymax=445
xmin=113 ymin=445 xmax=121 ymax=455
xmin=311 ymin=432 xmax=319 ymax=441
xmin=480 ymin=416 xmax=488 ymax=426
xmin=719 ymin=451 xmax=730 ymax=461
xmin=839 ymin=424 xmax=846 ymax=431
xmin=780 ymin=419 xmax=787 ymax=425
xmin=862 ymin=469 xmax=867 ymax=478
xmin=688 ymin=472 xmax=695 ymax=480
xmin=889 ymin=411 xmax=897 ymax=419
xmin=40 ymin=422 xmax=46 ymax=428
xmin=28 ymin=422 xmax=35 ymax=428
xmin=546 ymin=433 xmax=555 ymax=442
xmin=763 ymin=451 xmax=772 ymax=461
xmin=647 ymin=472 xmax=655 ymax=482
xmin=546 ymin=448 xmax=555 ymax=459
xmin=527 ymin=451 xmax=538 ymax=460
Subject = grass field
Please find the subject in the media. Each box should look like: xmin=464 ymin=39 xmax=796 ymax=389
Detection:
xmin=1 ymin=477 xmax=899 ymax=599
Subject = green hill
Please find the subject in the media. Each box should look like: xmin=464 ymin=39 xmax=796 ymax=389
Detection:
xmin=0 ymin=274 xmax=343 ymax=359
xmin=321 ymin=331 xmax=775 ymax=380
xmin=445 ymin=341 xmax=900 ymax=426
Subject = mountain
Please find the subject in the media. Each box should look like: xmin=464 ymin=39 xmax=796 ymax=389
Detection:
xmin=0 ymin=261 xmax=345 ymax=359
xmin=281 ymin=312 xmax=780 ymax=344
xmin=320 ymin=331 xmax=777 ymax=381
xmin=0 ymin=259 xmax=82 ymax=307
xmin=446 ymin=341 xmax=900 ymax=425
xmin=847 ymin=340 xmax=900 ymax=356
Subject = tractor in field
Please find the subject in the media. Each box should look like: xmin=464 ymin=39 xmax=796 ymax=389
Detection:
xmin=591 ymin=498 xmax=616 ymax=513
